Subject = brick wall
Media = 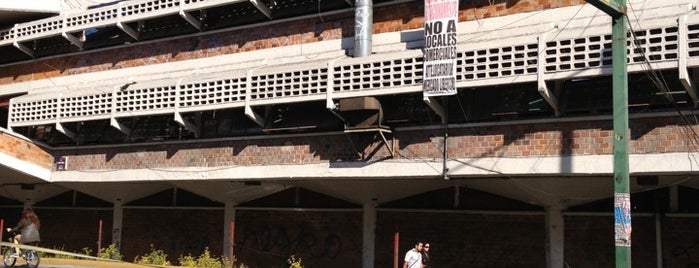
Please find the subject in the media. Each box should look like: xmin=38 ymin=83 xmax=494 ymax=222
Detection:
xmin=39 ymin=209 xmax=113 ymax=254
xmin=662 ymin=216 xmax=699 ymax=267
xmin=0 ymin=208 xmax=112 ymax=255
xmin=565 ymin=215 xmax=658 ymax=267
xmin=0 ymin=131 xmax=53 ymax=169
xmin=54 ymin=116 xmax=699 ymax=171
xmin=0 ymin=1 xmax=585 ymax=85
xmin=120 ymin=208 xmax=223 ymax=263
xmin=233 ymin=210 xmax=362 ymax=268
xmin=377 ymin=211 xmax=546 ymax=267
xmin=3 ymin=208 xmax=697 ymax=267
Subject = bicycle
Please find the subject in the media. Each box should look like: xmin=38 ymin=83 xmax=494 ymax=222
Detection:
xmin=2 ymin=231 xmax=40 ymax=268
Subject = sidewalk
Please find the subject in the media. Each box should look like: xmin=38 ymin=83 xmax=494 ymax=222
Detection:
xmin=42 ymin=258 xmax=166 ymax=268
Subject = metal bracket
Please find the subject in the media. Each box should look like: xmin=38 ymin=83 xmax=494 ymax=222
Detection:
xmin=344 ymin=127 xmax=394 ymax=159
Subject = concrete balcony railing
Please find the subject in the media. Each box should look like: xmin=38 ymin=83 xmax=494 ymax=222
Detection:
xmin=6 ymin=1 xmax=699 ymax=134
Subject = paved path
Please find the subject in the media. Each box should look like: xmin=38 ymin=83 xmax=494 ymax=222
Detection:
xmin=38 ymin=258 xmax=161 ymax=268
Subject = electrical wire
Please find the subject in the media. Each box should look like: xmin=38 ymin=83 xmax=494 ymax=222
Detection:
xmin=626 ymin=5 xmax=699 ymax=154
xmin=440 ymin=1 xmax=699 ymax=205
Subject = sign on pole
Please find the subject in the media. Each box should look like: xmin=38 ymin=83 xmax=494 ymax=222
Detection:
xmin=423 ymin=0 xmax=459 ymax=97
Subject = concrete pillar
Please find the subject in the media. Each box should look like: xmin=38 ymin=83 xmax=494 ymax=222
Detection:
xmin=545 ymin=206 xmax=564 ymax=268
xmin=24 ymin=199 xmax=36 ymax=208
xmin=669 ymin=184 xmax=678 ymax=212
xmin=655 ymin=213 xmax=663 ymax=268
xmin=363 ymin=202 xmax=376 ymax=268
xmin=112 ymin=199 xmax=124 ymax=250
xmin=223 ymin=201 xmax=237 ymax=261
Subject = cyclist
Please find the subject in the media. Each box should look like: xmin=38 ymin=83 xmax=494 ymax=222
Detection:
xmin=5 ymin=208 xmax=40 ymax=257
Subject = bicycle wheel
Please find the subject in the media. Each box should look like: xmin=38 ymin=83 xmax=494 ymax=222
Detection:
xmin=2 ymin=248 xmax=16 ymax=267
xmin=24 ymin=250 xmax=39 ymax=268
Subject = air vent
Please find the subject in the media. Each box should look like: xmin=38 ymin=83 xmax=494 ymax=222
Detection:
xmin=337 ymin=97 xmax=384 ymax=129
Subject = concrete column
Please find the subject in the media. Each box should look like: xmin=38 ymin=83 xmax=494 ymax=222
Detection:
xmin=363 ymin=202 xmax=376 ymax=268
xmin=655 ymin=213 xmax=663 ymax=268
xmin=669 ymin=184 xmax=678 ymax=212
xmin=545 ymin=206 xmax=564 ymax=268
xmin=24 ymin=199 xmax=36 ymax=208
xmin=112 ymin=199 xmax=124 ymax=250
xmin=223 ymin=201 xmax=237 ymax=261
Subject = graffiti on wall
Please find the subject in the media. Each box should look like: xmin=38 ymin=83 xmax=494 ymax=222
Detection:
xmin=672 ymin=241 xmax=699 ymax=268
xmin=237 ymin=224 xmax=342 ymax=264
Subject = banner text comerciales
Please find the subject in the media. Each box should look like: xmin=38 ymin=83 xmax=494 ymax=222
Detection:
xmin=423 ymin=0 xmax=458 ymax=97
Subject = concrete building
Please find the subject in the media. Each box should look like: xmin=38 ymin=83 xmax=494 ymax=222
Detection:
xmin=1 ymin=0 xmax=699 ymax=267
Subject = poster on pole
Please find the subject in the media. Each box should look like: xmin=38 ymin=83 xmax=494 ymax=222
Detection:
xmin=614 ymin=193 xmax=632 ymax=247
xmin=423 ymin=0 xmax=459 ymax=97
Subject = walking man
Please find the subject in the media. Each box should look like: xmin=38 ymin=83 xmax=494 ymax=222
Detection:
xmin=403 ymin=241 xmax=423 ymax=268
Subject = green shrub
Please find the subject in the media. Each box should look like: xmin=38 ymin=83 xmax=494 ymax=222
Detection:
xmin=178 ymin=253 xmax=197 ymax=267
xmin=195 ymin=248 xmax=220 ymax=268
xmin=178 ymin=248 xmax=247 ymax=268
xmin=287 ymin=255 xmax=303 ymax=268
xmin=46 ymin=245 xmax=76 ymax=259
xmin=98 ymin=244 xmax=123 ymax=260
xmin=134 ymin=244 xmax=170 ymax=266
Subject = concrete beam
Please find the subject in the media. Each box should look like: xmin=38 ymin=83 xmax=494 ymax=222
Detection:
xmin=249 ymin=0 xmax=272 ymax=19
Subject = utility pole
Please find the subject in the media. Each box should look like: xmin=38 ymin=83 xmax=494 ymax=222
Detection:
xmin=584 ymin=0 xmax=631 ymax=267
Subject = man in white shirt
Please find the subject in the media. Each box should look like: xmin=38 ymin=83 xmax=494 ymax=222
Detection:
xmin=403 ymin=241 xmax=423 ymax=268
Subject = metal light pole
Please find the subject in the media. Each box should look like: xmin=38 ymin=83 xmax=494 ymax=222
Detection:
xmin=584 ymin=0 xmax=631 ymax=267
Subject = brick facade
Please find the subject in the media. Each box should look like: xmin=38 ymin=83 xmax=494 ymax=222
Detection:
xmin=565 ymin=215 xmax=657 ymax=267
xmin=0 ymin=131 xmax=53 ymax=169
xmin=120 ymin=209 xmax=224 ymax=263
xmin=1 ymin=0 xmax=696 ymax=267
xmin=5 ymin=207 xmax=697 ymax=267
xmin=234 ymin=210 xmax=362 ymax=268
xmin=0 ymin=0 xmax=585 ymax=85
xmin=53 ymin=116 xmax=698 ymax=171
xmin=377 ymin=212 xmax=546 ymax=268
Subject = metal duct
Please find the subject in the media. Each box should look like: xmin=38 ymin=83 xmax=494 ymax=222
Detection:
xmin=354 ymin=0 xmax=373 ymax=57
xmin=337 ymin=97 xmax=383 ymax=129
